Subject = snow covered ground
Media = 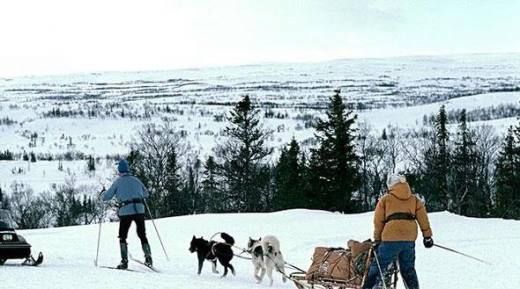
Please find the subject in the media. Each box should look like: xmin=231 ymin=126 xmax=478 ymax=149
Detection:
xmin=0 ymin=160 xmax=116 ymax=195
xmin=2 ymin=210 xmax=518 ymax=289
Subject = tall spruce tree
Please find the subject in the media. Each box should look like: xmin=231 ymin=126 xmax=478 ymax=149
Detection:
xmin=273 ymin=138 xmax=304 ymax=210
xmin=215 ymin=95 xmax=273 ymax=212
xmin=201 ymin=156 xmax=223 ymax=212
xmin=495 ymin=125 xmax=520 ymax=218
xmin=419 ymin=105 xmax=452 ymax=211
xmin=433 ymin=105 xmax=450 ymax=210
xmin=451 ymin=109 xmax=480 ymax=215
xmin=309 ymin=89 xmax=360 ymax=212
xmin=162 ymin=150 xmax=184 ymax=216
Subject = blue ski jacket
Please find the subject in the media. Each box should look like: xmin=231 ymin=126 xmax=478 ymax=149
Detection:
xmin=101 ymin=174 xmax=149 ymax=216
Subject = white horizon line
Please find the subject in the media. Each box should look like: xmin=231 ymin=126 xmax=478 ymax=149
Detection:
xmin=2 ymin=51 xmax=519 ymax=80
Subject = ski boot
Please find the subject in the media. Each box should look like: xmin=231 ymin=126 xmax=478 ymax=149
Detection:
xmin=116 ymin=259 xmax=128 ymax=269
xmin=142 ymin=243 xmax=153 ymax=267
xmin=117 ymin=242 xmax=129 ymax=269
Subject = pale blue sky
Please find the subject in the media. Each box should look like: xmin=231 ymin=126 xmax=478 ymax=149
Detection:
xmin=0 ymin=0 xmax=518 ymax=77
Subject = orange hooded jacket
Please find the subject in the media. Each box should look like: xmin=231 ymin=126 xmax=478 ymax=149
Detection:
xmin=373 ymin=182 xmax=433 ymax=242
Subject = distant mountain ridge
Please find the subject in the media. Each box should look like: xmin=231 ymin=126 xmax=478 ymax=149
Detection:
xmin=1 ymin=53 xmax=519 ymax=110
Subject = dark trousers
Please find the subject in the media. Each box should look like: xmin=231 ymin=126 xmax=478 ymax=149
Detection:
xmin=362 ymin=241 xmax=419 ymax=289
xmin=118 ymin=214 xmax=148 ymax=245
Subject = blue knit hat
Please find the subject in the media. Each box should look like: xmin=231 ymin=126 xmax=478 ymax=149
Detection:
xmin=117 ymin=159 xmax=130 ymax=173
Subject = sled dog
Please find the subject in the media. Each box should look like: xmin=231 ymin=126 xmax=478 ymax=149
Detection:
xmin=247 ymin=235 xmax=287 ymax=285
xmin=189 ymin=232 xmax=235 ymax=277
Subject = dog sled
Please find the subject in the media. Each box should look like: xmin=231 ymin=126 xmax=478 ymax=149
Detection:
xmin=208 ymin=233 xmax=398 ymax=289
xmin=288 ymin=240 xmax=398 ymax=289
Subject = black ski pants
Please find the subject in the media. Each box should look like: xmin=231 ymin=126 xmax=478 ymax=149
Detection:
xmin=118 ymin=214 xmax=148 ymax=245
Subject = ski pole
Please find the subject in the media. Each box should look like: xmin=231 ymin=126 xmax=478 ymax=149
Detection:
xmin=94 ymin=188 xmax=106 ymax=267
xmin=143 ymin=199 xmax=170 ymax=261
xmin=372 ymin=249 xmax=388 ymax=289
xmin=434 ymin=244 xmax=491 ymax=265
xmin=94 ymin=215 xmax=103 ymax=267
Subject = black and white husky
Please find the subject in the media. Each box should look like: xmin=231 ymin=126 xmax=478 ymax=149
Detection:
xmin=189 ymin=232 xmax=236 ymax=277
xmin=247 ymin=235 xmax=287 ymax=286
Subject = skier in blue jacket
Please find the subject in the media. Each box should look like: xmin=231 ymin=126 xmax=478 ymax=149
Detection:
xmin=101 ymin=159 xmax=152 ymax=269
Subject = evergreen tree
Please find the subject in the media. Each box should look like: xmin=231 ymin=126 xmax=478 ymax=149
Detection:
xmin=306 ymin=144 xmax=329 ymax=209
xmin=0 ymin=150 xmax=14 ymax=160
xmin=418 ymin=106 xmax=451 ymax=211
xmin=181 ymin=159 xmax=201 ymax=214
xmin=87 ymin=155 xmax=96 ymax=172
xmin=273 ymin=138 xmax=304 ymax=210
xmin=309 ymin=89 xmax=360 ymax=212
xmin=30 ymin=152 xmax=37 ymax=163
xmin=495 ymin=126 xmax=520 ymax=218
xmin=451 ymin=109 xmax=481 ymax=215
xmin=161 ymin=150 xmax=183 ymax=216
xmin=433 ymin=105 xmax=450 ymax=209
xmin=0 ymin=187 xmax=8 ymax=209
xmin=215 ymin=95 xmax=273 ymax=212
xmin=201 ymin=156 xmax=223 ymax=212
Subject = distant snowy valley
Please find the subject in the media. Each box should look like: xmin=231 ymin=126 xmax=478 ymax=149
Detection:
xmin=1 ymin=54 xmax=519 ymax=194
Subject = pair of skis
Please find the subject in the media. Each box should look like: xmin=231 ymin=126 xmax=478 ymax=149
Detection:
xmin=99 ymin=256 xmax=160 ymax=273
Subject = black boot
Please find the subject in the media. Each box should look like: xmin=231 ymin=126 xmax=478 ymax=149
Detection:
xmin=116 ymin=259 xmax=128 ymax=269
xmin=117 ymin=242 xmax=128 ymax=269
xmin=142 ymin=243 xmax=153 ymax=267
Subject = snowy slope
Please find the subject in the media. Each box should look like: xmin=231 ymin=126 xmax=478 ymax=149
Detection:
xmin=2 ymin=210 xmax=518 ymax=289
xmin=0 ymin=160 xmax=116 ymax=194
xmin=1 ymin=54 xmax=520 ymax=158
xmin=2 ymin=91 xmax=519 ymax=194
xmin=361 ymin=91 xmax=520 ymax=130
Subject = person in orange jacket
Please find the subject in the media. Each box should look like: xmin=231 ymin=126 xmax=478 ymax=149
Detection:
xmin=362 ymin=174 xmax=434 ymax=289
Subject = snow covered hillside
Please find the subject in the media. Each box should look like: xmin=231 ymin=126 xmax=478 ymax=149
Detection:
xmin=1 ymin=54 xmax=519 ymax=158
xmin=1 ymin=54 xmax=519 ymax=221
xmin=3 ymin=210 xmax=518 ymax=289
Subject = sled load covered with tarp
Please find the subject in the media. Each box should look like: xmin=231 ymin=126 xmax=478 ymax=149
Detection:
xmin=289 ymin=239 xmax=398 ymax=289
xmin=0 ymin=209 xmax=43 ymax=266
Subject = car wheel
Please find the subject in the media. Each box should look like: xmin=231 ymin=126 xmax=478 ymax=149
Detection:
xmin=0 ymin=259 xmax=6 ymax=265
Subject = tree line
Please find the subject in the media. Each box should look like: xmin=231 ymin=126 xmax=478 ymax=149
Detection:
xmin=125 ymin=90 xmax=520 ymax=220
xmin=0 ymin=178 xmax=103 ymax=229
xmin=1 ymin=90 xmax=519 ymax=229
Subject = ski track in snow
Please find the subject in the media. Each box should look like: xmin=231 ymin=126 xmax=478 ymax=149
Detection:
xmin=2 ymin=210 xmax=519 ymax=289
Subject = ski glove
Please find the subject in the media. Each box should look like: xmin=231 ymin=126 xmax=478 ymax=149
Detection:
xmin=423 ymin=237 xmax=434 ymax=248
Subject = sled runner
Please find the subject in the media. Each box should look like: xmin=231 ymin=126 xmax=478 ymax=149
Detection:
xmin=288 ymin=240 xmax=398 ymax=289
xmin=0 ymin=209 xmax=44 ymax=266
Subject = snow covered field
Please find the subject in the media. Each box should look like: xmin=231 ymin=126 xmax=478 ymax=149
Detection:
xmin=1 ymin=55 xmax=520 ymax=195
xmin=1 ymin=54 xmax=520 ymax=159
xmin=2 ymin=210 xmax=518 ymax=289
xmin=0 ymin=160 xmax=116 ymax=195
